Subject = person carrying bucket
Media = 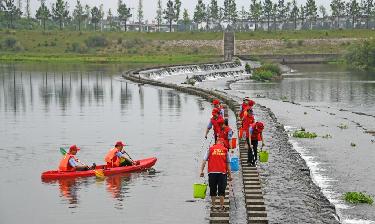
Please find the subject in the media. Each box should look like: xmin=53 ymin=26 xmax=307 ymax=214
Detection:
xmin=218 ymin=119 xmax=233 ymax=150
xmin=59 ymin=145 xmax=96 ymax=171
xmin=212 ymin=99 xmax=225 ymax=117
xmin=241 ymin=108 xmax=255 ymax=144
xmin=205 ymin=108 xmax=224 ymax=143
xmin=105 ymin=141 xmax=135 ymax=168
xmin=199 ymin=138 xmax=232 ymax=212
xmin=248 ymin=122 xmax=265 ymax=167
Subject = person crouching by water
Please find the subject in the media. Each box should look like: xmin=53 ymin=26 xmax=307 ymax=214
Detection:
xmin=200 ymin=138 xmax=232 ymax=212
xmin=105 ymin=141 xmax=135 ymax=168
xmin=59 ymin=145 xmax=95 ymax=171
xmin=218 ymin=119 xmax=233 ymax=151
xmin=248 ymin=122 xmax=265 ymax=167
xmin=205 ymin=108 xmax=224 ymax=142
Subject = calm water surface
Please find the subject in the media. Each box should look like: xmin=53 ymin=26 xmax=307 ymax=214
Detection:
xmin=0 ymin=63 xmax=213 ymax=224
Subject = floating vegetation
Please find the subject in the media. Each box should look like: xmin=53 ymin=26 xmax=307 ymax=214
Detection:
xmin=350 ymin=142 xmax=356 ymax=147
xmin=322 ymin=134 xmax=332 ymax=139
xmin=293 ymin=131 xmax=318 ymax=138
xmin=344 ymin=192 xmax=373 ymax=204
xmin=281 ymin=96 xmax=288 ymax=101
xmin=338 ymin=123 xmax=348 ymax=129
xmin=304 ymin=112 xmax=307 ymax=115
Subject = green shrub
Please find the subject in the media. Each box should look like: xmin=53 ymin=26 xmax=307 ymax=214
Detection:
xmin=344 ymin=192 xmax=373 ymax=204
xmin=292 ymin=131 xmax=318 ymax=138
xmin=297 ymin=40 xmax=304 ymax=46
xmin=69 ymin=42 xmax=87 ymax=53
xmin=262 ymin=63 xmax=282 ymax=75
xmin=245 ymin=63 xmax=251 ymax=74
xmin=286 ymin=40 xmax=294 ymax=48
xmin=85 ymin=35 xmax=108 ymax=48
xmin=345 ymin=40 xmax=375 ymax=70
xmin=3 ymin=37 xmax=17 ymax=48
xmin=252 ymin=70 xmax=274 ymax=81
xmin=338 ymin=123 xmax=348 ymax=129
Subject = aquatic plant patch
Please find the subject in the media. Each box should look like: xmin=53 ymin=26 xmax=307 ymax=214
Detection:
xmin=338 ymin=123 xmax=348 ymax=129
xmin=344 ymin=192 xmax=373 ymax=204
xmin=292 ymin=131 xmax=318 ymax=138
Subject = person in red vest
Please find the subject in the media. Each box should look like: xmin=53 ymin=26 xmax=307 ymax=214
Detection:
xmin=241 ymin=108 xmax=255 ymax=144
xmin=205 ymin=108 xmax=224 ymax=142
xmin=199 ymin=138 xmax=232 ymax=211
xmin=212 ymin=99 xmax=225 ymax=117
xmin=218 ymin=119 xmax=233 ymax=150
xmin=105 ymin=141 xmax=135 ymax=168
xmin=239 ymin=97 xmax=256 ymax=120
xmin=59 ymin=145 xmax=95 ymax=171
xmin=248 ymin=122 xmax=265 ymax=167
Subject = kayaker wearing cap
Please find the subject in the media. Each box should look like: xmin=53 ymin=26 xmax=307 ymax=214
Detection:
xmin=205 ymin=108 xmax=224 ymax=142
xmin=248 ymin=122 xmax=265 ymax=167
xmin=212 ymin=99 xmax=224 ymax=117
xmin=59 ymin=145 xmax=94 ymax=171
xmin=199 ymin=138 xmax=232 ymax=212
xmin=218 ymin=119 xmax=233 ymax=150
xmin=105 ymin=141 xmax=135 ymax=168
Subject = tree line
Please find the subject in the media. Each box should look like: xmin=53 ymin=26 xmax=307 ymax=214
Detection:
xmin=0 ymin=0 xmax=374 ymax=31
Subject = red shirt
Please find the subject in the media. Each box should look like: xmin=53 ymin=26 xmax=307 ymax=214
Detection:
xmin=211 ymin=115 xmax=224 ymax=134
xmin=250 ymin=123 xmax=263 ymax=141
xmin=242 ymin=114 xmax=255 ymax=137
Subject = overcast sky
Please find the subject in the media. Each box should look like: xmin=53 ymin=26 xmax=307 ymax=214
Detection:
xmin=28 ymin=0 xmax=332 ymax=21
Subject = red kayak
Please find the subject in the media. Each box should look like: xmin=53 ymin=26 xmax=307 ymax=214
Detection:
xmin=41 ymin=157 xmax=157 ymax=180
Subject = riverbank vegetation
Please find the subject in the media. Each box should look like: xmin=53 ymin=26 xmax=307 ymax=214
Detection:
xmin=344 ymin=192 xmax=373 ymax=204
xmin=345 ymin=40 xmax=375 ymax=70
xmin=251 ymin=63 xmax=282 ymax=81
xmin=292 ymin=131 xmax=318 ymax=138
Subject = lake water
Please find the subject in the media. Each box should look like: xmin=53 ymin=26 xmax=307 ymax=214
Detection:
xmin=0 ymin=63 xmax=217 ymax=224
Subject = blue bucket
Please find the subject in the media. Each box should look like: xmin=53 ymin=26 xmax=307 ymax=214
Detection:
xmin=230 ymin=157 xmax=239 ymax=172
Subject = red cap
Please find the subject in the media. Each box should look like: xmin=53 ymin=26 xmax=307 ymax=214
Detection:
xmin=69 ymin=145 xmax=80 ymax=152
xmin=115 ymin=141 xmax=125 ymax=147
xmin=212 ymin=99 xmax=220 ymax=105
xmin=212 ymin=108 xmax=220 ymax=116
xmin=256 ymin=122 xmax=264 ymax=131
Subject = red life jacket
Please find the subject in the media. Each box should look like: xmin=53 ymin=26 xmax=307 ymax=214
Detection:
xmin=105 ymin=148 xmax=121 ymax=167
xmin=250 ymin=123 xmax=263 ymax=141
xmin=242 ymin=114 xmax=255 ymax=138
xmin=211 ymin=115 xmax=224 ymax=134
xmin=59 ymin=153 xmax=78 ymax=171
xmin=207 ymin=144 xmax=228 ymax=173
xmin=218 ymin=126 xmax=232 ymax=149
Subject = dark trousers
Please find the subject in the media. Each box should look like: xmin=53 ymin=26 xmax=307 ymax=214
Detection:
xmin=208 ymin=173 xmax=227 ymax=196
xmin=247 ymin=139 xmax=258 ymax=164
xmin=120 ymin=159 xmax=133 ymax=166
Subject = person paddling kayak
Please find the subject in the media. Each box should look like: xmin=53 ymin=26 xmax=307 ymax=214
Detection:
xmin=248 ymin=122 xmax=265 ymax=167
xmin=105 ymin=141 xmax=135 ymax=168
xmin=59 ymin=145 xmax=95 ymax=172
xmin=205 ymin=108 xmax=225 ymax=142
xmin=199 ymin=138 xmax=232 ymax=212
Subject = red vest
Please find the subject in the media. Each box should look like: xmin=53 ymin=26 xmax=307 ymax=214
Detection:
xmin=242 ymin=114 xmax=255 ymax=138
xmin=211 ymin=116 xmax=224 ymax=134
xmin=250 ymin=123 xmax=263 ymax=141
xmin=240 ymin=104 xmax=250 ymax=119
xmin=207 ymin=144 xmax=228 ymax=173
xmin=59 ymin=154 xmax=78 ymax=171
xmin=218 ymin=126 xmax=232 ymax=149
xmin=105 ymin=148 xmax=120 ymax=167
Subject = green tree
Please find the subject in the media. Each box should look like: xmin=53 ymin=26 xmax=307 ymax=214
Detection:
xmin=205 ymin=4 xmax=211 ymax=30
xmin=330 ymin=0 xmax=345 ymax=28
xmin=52 ymin=0 xmax=69 ymax=30
xmin=250 ymin=0 xmax=262 ymax=30
xmin=271 ymin=3 xmax=277 ymax=31
xmin=361 ymin=0 xmax=373 ymax=29
xmin=305 ymin=0 xmax=318 ymax=29
xmin=107 ymin=9 xmax=113 ymax=30
xmin=4 ymin=0 xmax=22 ymax=28
xmin=91 ymin=6 xmax=101 ymax=31
xmin=299 ymin=4 xmax=306 ymax=29
xmin=210 ymin=0 xmax=219 ymax=27
xmin=36 ymin=2 xmax=50 ymax=30
xmin=182 ymin=8 xmax=190 ymax=31
xmin=156 ymin=0 xmax=163 ymax=31
xmin=224 ymin=0 xmax=237 ymax=25
xmin=84 ymin=4 xmax=90 ymax=29
xmin=277 ymin=0 xmax=287 ymax=28
xmin=73 ymin=0 xmax=84 ymax=31
xmin=137 ymin=0 xmax=143 ymax=32
xmin=174 ymin=0 xmax=181 ymax=22
xmin=290 ymin=0 xmax=299 ymax=30
xmin=25 ymin=0 xmax=30 ymax=19
xmin=193 ymin=0 xmax=205 ymax=29
xmin=348 ymin=0 xmax=360 ymax=28
xmin=117 ymin=0 xmax=131 ymax=31
xmin=263 ymin=0 xmax=273 ymax=31
xmin=239 ymin=6 xmax=247 ymax=31
xmin=163 ymin=0 xmax=175 ymax=32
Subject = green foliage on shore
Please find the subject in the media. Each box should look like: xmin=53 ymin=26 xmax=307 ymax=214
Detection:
xmin=344 ymin=192 xmax=373 ymax=205
xmin=251 ymin=63 xmax=282 ymax=82
xmin=345 ymin=40 xmax=375 ymax=70
xmin=292 ymin=131 xmax=318 ymax=138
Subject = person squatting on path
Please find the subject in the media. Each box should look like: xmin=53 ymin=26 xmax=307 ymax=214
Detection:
xmin=200 ymin=138 xmax=232 ymax=212
xmin=205 ymin=108 xmax=225 ymax=142
xmin=248 ymin=122 xmax=265 ymax=167
xmin=218 ymin=119 xmax=233 ymax=151
xmin=105 ymin=141 xmax=135 ymax=168
xmin=59 ymin=145 xmax=96 ymax=171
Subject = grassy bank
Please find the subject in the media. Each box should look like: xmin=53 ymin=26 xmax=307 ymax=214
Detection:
xmin=1 ymin=30 xmax=375 ymax=63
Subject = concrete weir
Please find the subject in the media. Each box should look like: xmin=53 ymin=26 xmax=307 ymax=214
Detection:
xmin=123 ymin=68 xmax=268 ymax=224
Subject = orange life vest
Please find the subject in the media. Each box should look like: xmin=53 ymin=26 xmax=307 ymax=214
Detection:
xmin=207 ymin=144 xmax=228 ymax=174
xmin=105 ymin=148 xmax=121 ymax=167
xmin=59 ymin=153 xmax=78 ymax=171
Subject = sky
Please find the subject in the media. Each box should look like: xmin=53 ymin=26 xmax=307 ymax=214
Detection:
xmin=27 ymin=0 xmax=332 ymax=22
